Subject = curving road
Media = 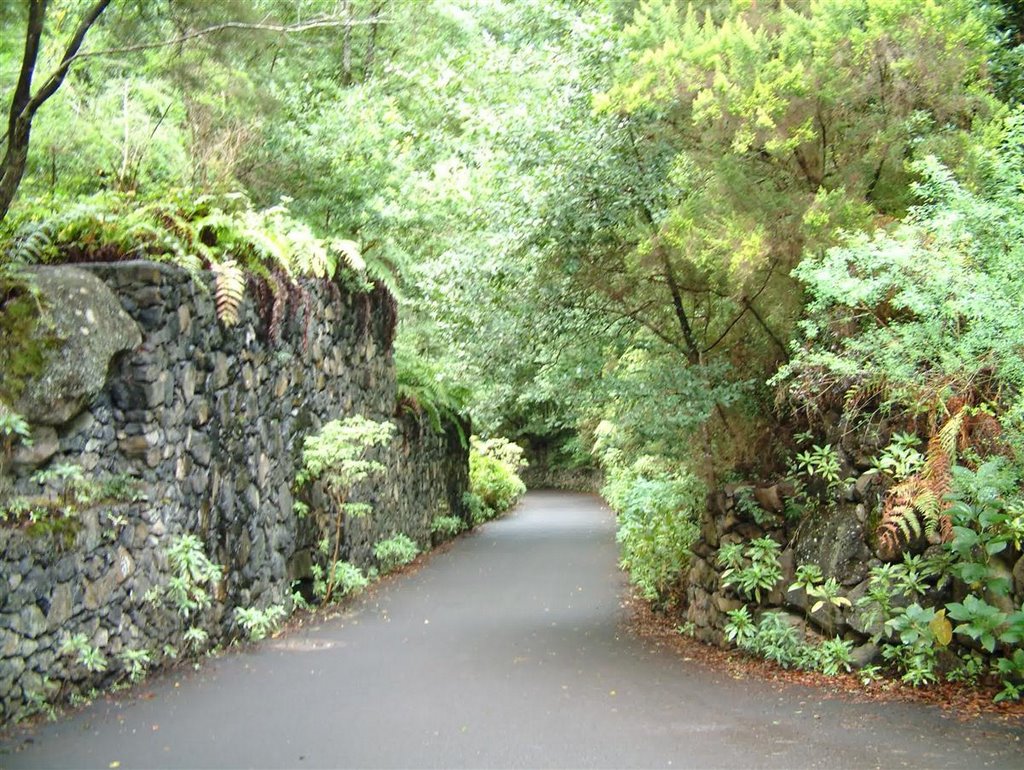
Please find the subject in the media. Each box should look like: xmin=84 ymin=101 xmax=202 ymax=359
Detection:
xmin=2 ymin=491 xmax=1023 ymax=768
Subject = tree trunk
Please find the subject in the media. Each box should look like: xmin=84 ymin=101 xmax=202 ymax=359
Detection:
xmin=0 ymin=142 xmax=30 ymax=224
xmin=0 ymin=0 xmax=112 ymax=224
xmin=341 ymin=0 xmax=353 ymax=86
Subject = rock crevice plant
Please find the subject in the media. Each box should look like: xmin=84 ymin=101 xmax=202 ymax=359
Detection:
xmin=295 ymin=415 xmax=394 ymax=603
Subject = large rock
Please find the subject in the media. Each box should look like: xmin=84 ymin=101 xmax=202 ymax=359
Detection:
xmin=15 ymin=267 xmax=141 ymax=425
xmin=9 ymin=426 xmax=59 ymax=468
xmin=792 ymin=504 xmax=873 ymax=587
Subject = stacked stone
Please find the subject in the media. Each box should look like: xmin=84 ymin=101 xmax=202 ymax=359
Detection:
xmin=685 ymin=470 xmax=1024 ymax=667
xmin=0 ymin=262 xmax=468 ymax=723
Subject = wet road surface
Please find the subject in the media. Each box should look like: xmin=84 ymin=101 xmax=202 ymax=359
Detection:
xmin=3 ymin=491 xmax=1023 ymax=768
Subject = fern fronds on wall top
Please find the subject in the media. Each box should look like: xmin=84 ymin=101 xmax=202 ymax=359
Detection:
xmin=394 ymin=344 xmax=470 ymax=444
xmin=0 ymin=190 xmax=373 ymax=329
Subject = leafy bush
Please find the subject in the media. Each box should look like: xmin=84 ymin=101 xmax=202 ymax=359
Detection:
xmin=234 ymin=604 xmax=287 ymax=642
xmin=60 ymin=633 xmax=107 ymax=673
xmin=162 ymin=534 xmax=224 ymax=619
xmin=724 ymin=606 xmax=756 ymax=647
xmin=431 ymin=514 xmax=466 ymax=540
xmin=119 ymin=648 xmax=154 ymax=683
xmin=469 ymin=436 xmax=527 ymax=520
xmin=373 ymin=534 xmax=420 ymax=574
xmin=296 ymin=416 xmax=394 ymax=603
xmin=813 ymin=637 xmax=855 ymax=677
xmin=747 ymin=612 xmax=813 ymax=670
xmin=717 ymin=537 xmax=783 ymax=604
xmin=777 ymin=120 xmax=1024 ymax=419
xmin=312 ymin=561 xmax=369 ymax=601
xmin=727 ymin=609 xmax=852 ymax=676
xmin=462 ymin=491 xmax=488 ymax=527
xmin=604 ymin=456 xmax=704 ymax=603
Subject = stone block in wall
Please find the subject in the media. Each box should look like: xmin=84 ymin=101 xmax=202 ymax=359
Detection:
xmin=753 ymin=485 xmax=784 ymax=513
xmin=791 ymin=504 xmax=873 ymax=587
xmin=699 ymin=507 xmax=719 ymax=549
xmin=9 ymin=426 xmax=59 ymax=469
xmin=15 ymin=266 xmax=142 ymax=426
xmin=1014 ymin=554 xmax=1024 ymax=599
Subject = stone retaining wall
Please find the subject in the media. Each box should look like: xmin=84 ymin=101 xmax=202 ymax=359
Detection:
xmin=0 ymin=262 xmax=468 ymax=722
xmin=684 ymin=471 xmax=1024 ymax=665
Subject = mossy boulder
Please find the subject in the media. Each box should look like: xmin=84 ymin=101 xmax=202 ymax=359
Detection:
xmin=792 ymin=504 xmax=873 ymax=587
xmin=14 ymin=266 xmax=141 ymax=426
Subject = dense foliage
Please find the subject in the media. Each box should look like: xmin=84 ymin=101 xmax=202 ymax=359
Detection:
xmin=467 ymin=436 xmax=527 ymax=524
xmin=602 ymin=453 xmax=705 ymax=604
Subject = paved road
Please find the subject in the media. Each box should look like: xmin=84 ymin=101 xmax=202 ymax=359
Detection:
xmin=3 ymin=491 xmax=1023 ymax=768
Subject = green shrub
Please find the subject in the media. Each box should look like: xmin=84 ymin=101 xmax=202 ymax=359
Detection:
xmin=469 ymin=436 xmax=527 ymax=520
xmin=312 ymin=560 xmax=369 ymax=601
xmin=718 ymin=537 xmax=783 ymax=604
xmin=431 ymin=514 xmax=466 ymax=540
xmin=234 ymin=604 xmax=287 ymax=642
xmin=463 ymin=491 xmax=488 ymax=526
xmin=373 ymin=534 xmax=420 ymax=573
xmin=747 ymin=612 xmax=814 ymax=670
xmin=776 ymin=118 xmax=1024 ymax=442
xmin=295 ymin=415 xmax=394 ymax=603
xmin=603 ymin=456 xmax=704 ymax=603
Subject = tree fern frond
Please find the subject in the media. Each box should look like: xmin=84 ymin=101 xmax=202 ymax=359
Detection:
xmin=8 ymin=221 xmax=57 ymax=263
xmin=212 ymin=258 xmax=246 ymax=326
xmin=934 ymin=408 xmax=966 ymax=467
xmin=843 ymin=376 xmax=889 ymax=414
xmin=332 ymin=239 xmax=365 ymax=272
xmin=289 ymin=228 xmax=332 ymax=278
xmin=239 ymin=211 xmax=290 ymax=272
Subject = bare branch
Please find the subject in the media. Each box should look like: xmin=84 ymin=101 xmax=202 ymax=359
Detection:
xmin=69 ymin=16 xmax=391 ymax=65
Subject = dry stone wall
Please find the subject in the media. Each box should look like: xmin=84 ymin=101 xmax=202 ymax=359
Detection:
xmin=684 ymin=464 xmax=1024 ymax=667
xmin=0 ymin=262 xmax=468 ymax=722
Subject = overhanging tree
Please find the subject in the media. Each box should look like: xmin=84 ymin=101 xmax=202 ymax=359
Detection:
xmin=0 ymin=0 xmax=382 ymax=224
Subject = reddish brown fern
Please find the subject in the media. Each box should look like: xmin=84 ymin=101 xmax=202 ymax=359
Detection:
xmin=878 ymin=408 xmax=964 ymax=553
xmin=878 ymin=402 xmax=1004 ymax=554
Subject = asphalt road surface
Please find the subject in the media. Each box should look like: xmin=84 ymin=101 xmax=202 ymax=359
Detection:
xmin=3 ymin=491 xmax=1023 ymax=768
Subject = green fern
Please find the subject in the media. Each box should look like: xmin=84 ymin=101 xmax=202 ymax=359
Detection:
xmin=2 ymin=190 xmax=378 ymax=334
xmin=7 ymin=221 xmax=58 ymax=263
xmin=331 ymin=239 xmax=364 ymax=272
xmin=212 ymin=259 xmax=246 ymax=326
xmin=395 ymin=346 xmax=469 ymax=444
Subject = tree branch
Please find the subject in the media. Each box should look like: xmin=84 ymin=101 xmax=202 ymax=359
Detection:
xmin=1 ymin=0 xmax=111 ymax=223
xmin=69 ymin=16 xmax=390 ymax=65
xmin=26 ymin=0 xmax=112 ymax=116
xmin=7 ymin=0 xmax=47 ymax=145
xmin=622 ymin=121 xmax=701 ymax=365
xmin=745 ymin=297 xmax=790 ymax=361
